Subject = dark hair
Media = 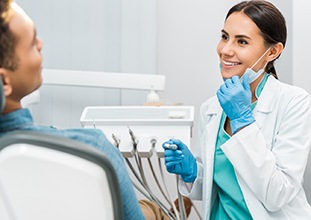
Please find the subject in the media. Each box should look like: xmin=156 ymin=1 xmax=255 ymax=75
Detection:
xmin=0 ymin=0 xmax=18 ymax=71
xmin=226 ymin=0 xmax=287 ymax=79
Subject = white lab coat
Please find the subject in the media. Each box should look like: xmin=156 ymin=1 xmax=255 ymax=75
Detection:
xmin=179 ymin=76 xmax=311 ymax=219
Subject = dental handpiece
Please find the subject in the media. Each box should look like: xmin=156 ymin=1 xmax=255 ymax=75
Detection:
xmin=111 ymin=133 xmax=120 ymax=148
xmin=163 ymin=143 xmax=178 ymax=150
xmin=127 ymin=126 xmax=138 ymax=147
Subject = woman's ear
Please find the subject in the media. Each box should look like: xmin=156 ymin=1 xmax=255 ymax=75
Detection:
xmin=267 ymin=42 xmax=284 ymax=62
xmin=0 ymin=68 xmax=12 ymax=97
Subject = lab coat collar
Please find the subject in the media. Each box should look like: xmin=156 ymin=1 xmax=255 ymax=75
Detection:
xmin=253 ymin=76 xmax=281 ymax=130
xmin=254 ymin=75 xmax=280 ymax=113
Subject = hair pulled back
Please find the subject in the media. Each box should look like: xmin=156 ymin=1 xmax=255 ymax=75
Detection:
xmin=226 ymin=1 xmax=287 ymax=79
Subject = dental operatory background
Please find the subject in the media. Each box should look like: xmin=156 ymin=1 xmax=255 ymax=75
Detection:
xmin=15 ymin=0 xmax=311 ymax=219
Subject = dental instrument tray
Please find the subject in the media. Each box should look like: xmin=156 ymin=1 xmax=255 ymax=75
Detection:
xmin=80 ymin=106 xmax=194 ymax=126
xmin=80 ymin=106 xmax=194 ymax=157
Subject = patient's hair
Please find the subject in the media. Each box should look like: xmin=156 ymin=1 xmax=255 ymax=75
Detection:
xmin=0 ymin=0 xmax=18 ymax=71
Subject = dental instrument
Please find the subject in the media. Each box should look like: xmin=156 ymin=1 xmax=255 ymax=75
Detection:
xmin=177 ymin=176 xmax=187 ymax=220
xmin=80 ymin=106 xmax=195 ymax=219
xmin=158 ymin=157 xmax=181 ymax=220
xmin=127 ymin=127 xmax=176 ymax=219
xmin=148 ymin=138 xmax=175 ymax=206
xmin=163 ymin=143 xmax=178 ymax=150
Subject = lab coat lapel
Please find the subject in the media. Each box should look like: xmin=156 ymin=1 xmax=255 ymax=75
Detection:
xmin=253 ymin=76 xmax=280 ymax=129
xmin=202 ymin=99 xmax=222 ymax=219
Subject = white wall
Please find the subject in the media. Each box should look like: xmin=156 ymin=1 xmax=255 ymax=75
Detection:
xmin=158 ymin=0 xmax=225 ymax=154
xmin=16 ymin=0 xmax=157 ymax=128
xmin=293 ymin=1 xmax=311 ymax=94
xmin=293 ymin=0 xmax=311 ymax=203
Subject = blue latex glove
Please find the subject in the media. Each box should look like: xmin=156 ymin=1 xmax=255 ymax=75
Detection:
xmin=216 ymin=73 xmax=255 ymax=134
xmin=162 ymin=139 xmax=197 ymax=183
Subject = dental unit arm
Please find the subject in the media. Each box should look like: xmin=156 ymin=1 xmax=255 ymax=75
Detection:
xmin=80 ymin=106 xmax=202 ymax=220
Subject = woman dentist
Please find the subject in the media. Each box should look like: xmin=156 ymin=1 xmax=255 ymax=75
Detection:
xmin=163 ymin=1 xmax=311 ymax=219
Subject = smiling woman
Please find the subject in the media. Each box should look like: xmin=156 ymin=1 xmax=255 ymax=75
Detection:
xmin=218 ymin=0 xmax=286 ymax=81
xmin=161 ymin=1 xmax=311 ymax=220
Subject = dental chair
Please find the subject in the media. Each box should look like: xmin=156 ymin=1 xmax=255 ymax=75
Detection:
xmin=0 ymin=131 xmax=123 ymax=220
xmin=0 ymin=80 xmax=123 ymax=220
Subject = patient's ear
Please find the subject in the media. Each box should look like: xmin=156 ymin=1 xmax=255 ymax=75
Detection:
xmin=0 ymin=68 xmax=12 ymax=96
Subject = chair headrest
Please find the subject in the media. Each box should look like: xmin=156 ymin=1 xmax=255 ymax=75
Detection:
xmin=0 ymin=76 xmax=5 ymax=113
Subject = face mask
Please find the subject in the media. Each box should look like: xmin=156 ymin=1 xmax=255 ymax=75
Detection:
xmin=220 ymin=47 xmax=271 ymax=83
xmin=243 ymin=65 xmax=266 ymax=83
xmin=242 ymin=47 xmax=271 ymax=83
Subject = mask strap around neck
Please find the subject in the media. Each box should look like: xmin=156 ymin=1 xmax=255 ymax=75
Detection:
xmin=250 ymin=47 xmax=272 ymax=69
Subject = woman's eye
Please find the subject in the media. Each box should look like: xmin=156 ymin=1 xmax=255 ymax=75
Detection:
xmin=238 ymin=39 xmax=248 ymax=45
xmin=221 ymin=34 xmax=228 ymax=41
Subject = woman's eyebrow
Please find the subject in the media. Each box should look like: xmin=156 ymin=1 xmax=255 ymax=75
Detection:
xmin=221 ymin=29 xmax=228 ymax=35
xmin=221 ymin=29 xmax=251 ymax=40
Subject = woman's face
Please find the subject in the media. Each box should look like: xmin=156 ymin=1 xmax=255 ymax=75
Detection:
xmin=217 ymin=11 xmax=270 ymax=80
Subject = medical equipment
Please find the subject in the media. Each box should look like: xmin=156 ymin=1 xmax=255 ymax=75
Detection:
xmin=38 ymin=69 xmax=201 ymax=219
xmin=163 ymin=143 xmax=178 ymax=150
xmin=42 ymin=69 xmax=165 ymax=104
xmin=242 ymin=46 xmax=271 ymax=83
xmin=162 ymin=139 xmax=198 ymax=183
xmin=80 ymin=106 xmax=202 ymax=220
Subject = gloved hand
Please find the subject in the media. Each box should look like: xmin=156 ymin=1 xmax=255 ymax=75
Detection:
xmin=162 ymin=139 xmax=197 ymax=183
xmin=216 ymin=73 xmax=255 ymax=134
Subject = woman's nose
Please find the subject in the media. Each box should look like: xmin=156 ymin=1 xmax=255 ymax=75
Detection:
xmin=220 ymin=42 xmax=234 ymax=56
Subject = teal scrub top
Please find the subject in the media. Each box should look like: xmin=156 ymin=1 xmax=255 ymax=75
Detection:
xmin=210 ymin=74 xmax=269 ymax=220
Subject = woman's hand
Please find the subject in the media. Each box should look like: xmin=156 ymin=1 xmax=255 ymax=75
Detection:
xmin=216 ymin=73 xmax=255 ymax=134
xmin=162 ymin=139 xmax=197 ymax=183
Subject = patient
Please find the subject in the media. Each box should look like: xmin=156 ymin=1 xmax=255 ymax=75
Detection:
xmin=0 ymin=1 xmax=169 ymax=219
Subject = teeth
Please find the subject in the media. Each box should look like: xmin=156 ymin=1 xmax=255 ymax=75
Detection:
xmin=223 ymin=60 xmax=240 ymax=66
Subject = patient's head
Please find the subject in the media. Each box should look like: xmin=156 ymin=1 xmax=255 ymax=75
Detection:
xmin=0 ymin=0 xmax=17 ymax=70
xmin=0 ymin=0 xmax=43 ymax=113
